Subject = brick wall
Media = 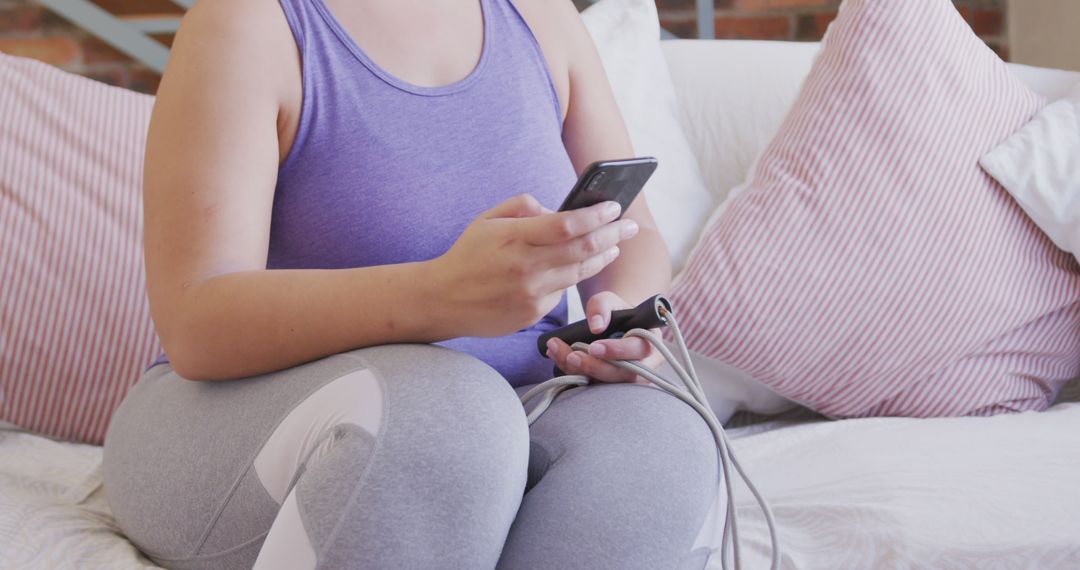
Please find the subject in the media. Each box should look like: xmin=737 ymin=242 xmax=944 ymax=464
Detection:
xmin=0 ymin=0 xmax=173 ymax=94
xmin=658 ymin=0 xmax=1007 ymax=58
xmin=0 ymin=0 xmax=1007 ymax=96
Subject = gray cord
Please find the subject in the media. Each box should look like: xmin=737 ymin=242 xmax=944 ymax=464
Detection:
xmin=522 ymin=308 xmax=781 ymax=570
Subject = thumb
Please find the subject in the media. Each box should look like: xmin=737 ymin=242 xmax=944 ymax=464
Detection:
xmin=585 ymin=291 xmax=624 ymax=334
xmin=481 ymin=194 xmax=545 ymax=220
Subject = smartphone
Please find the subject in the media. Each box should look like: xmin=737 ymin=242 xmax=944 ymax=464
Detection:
xmin=558 ymin=157 xmax=658 ymax=217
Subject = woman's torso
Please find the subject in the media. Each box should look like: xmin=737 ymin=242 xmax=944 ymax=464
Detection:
xmin=266 ymin=0 xmax=577 ymax=386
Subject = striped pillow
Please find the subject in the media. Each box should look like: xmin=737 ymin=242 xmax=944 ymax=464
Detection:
xmin=670 ymin=0 xmax=1080 ymax=418
xmin=0 ymin=53 xmax=160 ymax=444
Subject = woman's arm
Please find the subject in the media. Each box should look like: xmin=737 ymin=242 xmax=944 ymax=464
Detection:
xmin=143 ymin=0 xmax=447 ymax=380
xmin=147 ymin=0 xmax=632 ymax=381
xmin=528 ymin=0 xmax=672 ymax=306
xmin=524 ymin=0 xmax=673 ymax=380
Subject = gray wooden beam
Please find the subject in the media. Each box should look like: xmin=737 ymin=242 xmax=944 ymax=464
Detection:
xmin=37 ymin=0 xmax=170 ymax=73
xmin=121 ymin=16 xmax=181 ymax=34
xmin=697 ymin=0 xmax=715 ymax=39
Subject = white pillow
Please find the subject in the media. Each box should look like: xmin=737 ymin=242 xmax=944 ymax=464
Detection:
xmin=981 ymin=81 xmax=1080 ymax=264
xmin=579 ymin=0 xmax=712 ymax=277
xmin=660 ymin=40 xmax=821 ymax=204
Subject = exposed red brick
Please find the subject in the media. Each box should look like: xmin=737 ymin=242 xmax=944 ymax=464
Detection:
xmin=968 ymin=9 xmax=1003 ymax=37
xmin=659 ymin=16 xmax=697 ymax=39
xmin=795 ymin=10 xmax=836 ymax=40
xmin=0 ymin=36 xmax=80 ymax=66
xmin=128 ymin=66 xmax=161 ymax=94
xmin=734 ymin=0 xmax=838 ymax=11
xmin=81 ymin=35 xmax=129 ymax=65
xmin=656 ymin=0 xmax=697 ymax=10
xmin=986 ymin=42 xmax=1009 ymax=61
xmin=714 ymin=14 xmax=791 ymax=40
xmin=150 ymin=33 xmax=174 ymax=48
xmin=84 ymin=66 xmax=127 ymax=87
xmin=0 ymin=5 xmax=42 ymax=33
xmin=89 ymin=0 xmax=183 ymax=16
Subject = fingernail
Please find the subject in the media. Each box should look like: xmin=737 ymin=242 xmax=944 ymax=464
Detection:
xmin=589 ymin=343 xmax=606 ymax=357
xmin=606 ymin=246 xmax=620 ymax=262
xmin=589 ymin=315 xmax=604 ymax=332
xmin=567 ymin=353 xmax=582 ymax=368
xmin=546 ymin=339 xmax=557 ymax=356
xmin=621 ymin=220 xmax=639 ymax=239
xmin=603 ymin=201 xmax=621 ymax=219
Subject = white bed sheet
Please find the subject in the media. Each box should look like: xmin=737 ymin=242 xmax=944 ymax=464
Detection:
xmin=3 ymin=397 xmax=1079 ymax=569
xmin=718 ymin=400 xmax=1080 ymax=569
xmin=0 ymin=427 xmax=158 ymax=569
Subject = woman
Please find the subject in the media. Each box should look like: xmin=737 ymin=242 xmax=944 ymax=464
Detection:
xmin=102 ymin=0 xmax=724 ymax=568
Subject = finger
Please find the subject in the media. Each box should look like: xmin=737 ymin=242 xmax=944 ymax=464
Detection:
xmin=481 ymin=193 xmax=545 ymax=220
xmin=540 ymin=219 xmax=639 ymax=268
xmin=516 ymin=201 xmax=622 ymax=246
xmin=584 ymin=291 xmax=629 ymax=334
xmin=545 ymin=338 xmax=574 ymax=372
xmin=587 ymin=336 xmax=653 ymax=361
xmin=565 ymin=351 xmax=638 ymax=383
xmin=537 ymin=246 xmax=621 ymax=292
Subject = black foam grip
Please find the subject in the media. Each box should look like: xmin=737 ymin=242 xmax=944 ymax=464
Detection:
xmin=537 ymin=294 xmax=671 ymax=357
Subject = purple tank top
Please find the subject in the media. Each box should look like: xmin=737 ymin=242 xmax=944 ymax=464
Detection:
xmin=213 ymin=0 xmax=574 ymax=386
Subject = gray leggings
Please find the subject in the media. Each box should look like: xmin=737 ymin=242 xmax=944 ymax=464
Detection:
xmin=103 ymin=344 xmax=721 ymax=569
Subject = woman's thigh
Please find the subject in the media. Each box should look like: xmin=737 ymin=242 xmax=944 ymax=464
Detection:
xmin=103 ymin=343 xmax=530 ymax=569
xmin=503 ymin=381 xmax=722 ymax=570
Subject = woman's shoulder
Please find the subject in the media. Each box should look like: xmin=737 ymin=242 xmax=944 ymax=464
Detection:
xmin=173 ymin=0 xmax=299 ymax=94
xmin=168 ymin=0 xmax=301 ymax=162
xmin=511 ymin=0 xmax=588 ymax=55
xmin=509 ymin=0 xmax=592 ymax=122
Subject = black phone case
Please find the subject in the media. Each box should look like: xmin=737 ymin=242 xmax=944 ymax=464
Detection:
xmin=558 ymin=157 xmax=658 ymax=217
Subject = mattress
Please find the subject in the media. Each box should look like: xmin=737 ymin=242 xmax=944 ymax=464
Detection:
xmin=3 ymin=392 xmax=1079 ymax=569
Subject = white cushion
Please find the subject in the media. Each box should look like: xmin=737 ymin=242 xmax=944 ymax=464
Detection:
xmin=980 ymin=81 xmax=1080 ymax=264
xmin=668 ymin=0 xmax=1080 ymax=419
xmin=579 ymin=0 xmax=712 ymax=277
xmin=661 ymin=40 xmax=820 ymax=204
xmin=660 ymin=40 xmax=1080 ymax=202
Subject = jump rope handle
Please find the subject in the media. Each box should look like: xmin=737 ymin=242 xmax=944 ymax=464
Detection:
xmin=537 ymin=294 xmax=672 ymax=358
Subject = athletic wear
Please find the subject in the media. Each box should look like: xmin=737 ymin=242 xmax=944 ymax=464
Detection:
xmin=104 ymin=344 xmax=721 ymax=569
xmin=111 ymin=1 xmax=765 ymax=567
xmin=151 ymin=0 xmax=578 ymax=386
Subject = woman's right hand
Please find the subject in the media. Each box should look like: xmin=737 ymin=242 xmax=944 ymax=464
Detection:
xmin=428 ymin=194 xmax=639 ymax=338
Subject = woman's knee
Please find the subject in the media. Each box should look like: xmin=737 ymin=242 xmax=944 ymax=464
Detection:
xmin=343 ymin=343 xmax=531 ymax=488
xmin=104 ymin=344 xmax=530 ymax=564
xmin=536 ymin=383 xmax=719 ymax=496
xmin=289 ymin=344 xmax=531 ymax=567
xmin=500 ymin=384 xmax=721 ymax=569
xmin=610 ymin=385 xmax=718 ymax=481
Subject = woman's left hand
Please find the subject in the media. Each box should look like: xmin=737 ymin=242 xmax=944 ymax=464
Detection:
xmin=544 ymin=291 xmax=665 ymax=384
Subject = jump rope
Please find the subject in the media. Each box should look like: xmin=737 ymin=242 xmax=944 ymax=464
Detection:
xmin=521 ymin=295 xmax=781 ymax=570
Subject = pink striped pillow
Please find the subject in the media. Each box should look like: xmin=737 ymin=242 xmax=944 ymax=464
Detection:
xmin=670 ymin=0 xmax=1080 ymax=418
xmin=0 ymin=53 xmax=160 ymax=444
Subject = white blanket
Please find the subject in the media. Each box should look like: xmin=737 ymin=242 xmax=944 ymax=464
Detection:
xmin=3 ymin=401 xmax=1079 ymax=569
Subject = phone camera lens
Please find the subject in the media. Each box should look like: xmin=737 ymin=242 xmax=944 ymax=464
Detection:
xmin=588 ymin=172 xmax=605 ymax=192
